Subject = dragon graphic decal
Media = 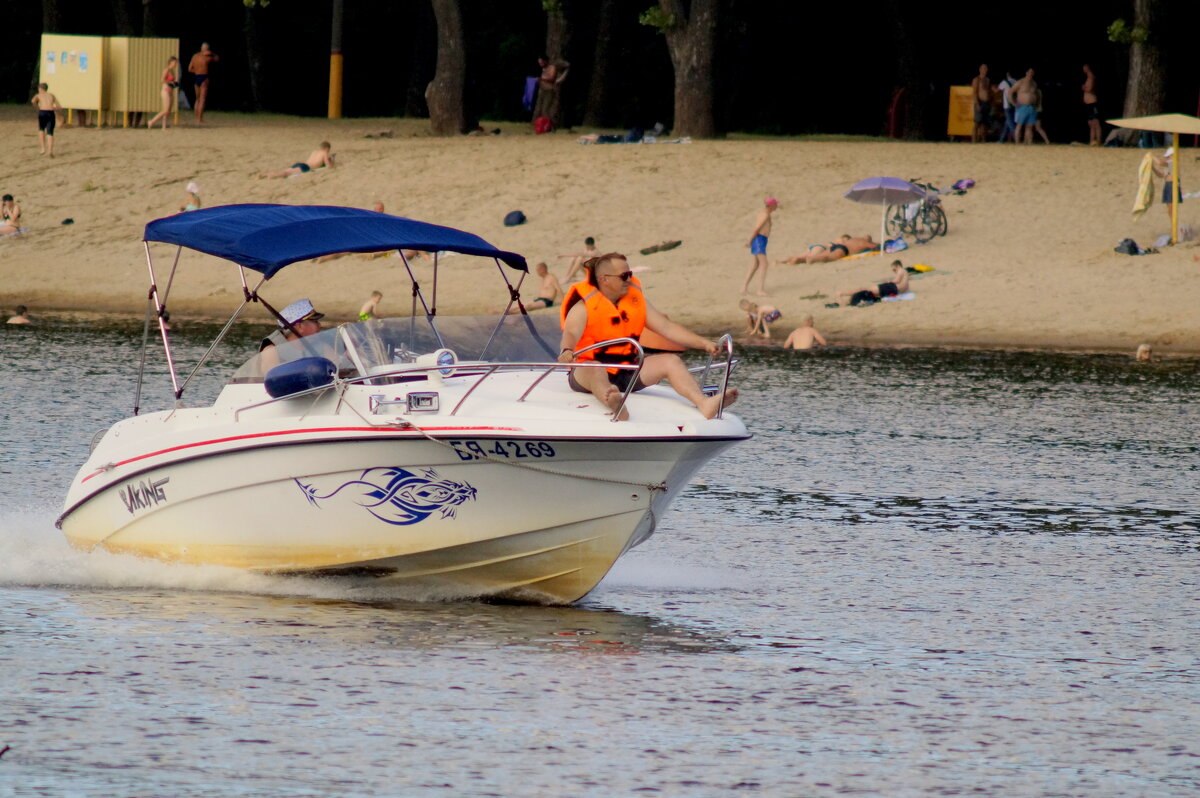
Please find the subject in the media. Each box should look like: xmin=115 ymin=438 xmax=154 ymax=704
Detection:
xmin=295 ymin=467 xmax=477 ymax=525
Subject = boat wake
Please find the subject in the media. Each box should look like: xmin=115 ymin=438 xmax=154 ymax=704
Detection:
xmin=0 ymin=504 xmax=499 ymax=603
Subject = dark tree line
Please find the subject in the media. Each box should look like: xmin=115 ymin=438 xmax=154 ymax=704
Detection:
xmin=4 ymin=0 xmax=1196 ymax=140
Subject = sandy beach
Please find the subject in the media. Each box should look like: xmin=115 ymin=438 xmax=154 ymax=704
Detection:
xmin=1 ymin=106 xmax=1197 ymax=353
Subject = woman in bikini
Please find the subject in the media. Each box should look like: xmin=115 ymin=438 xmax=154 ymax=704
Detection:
xmin=147 ymin=56 xmax=179 ymax=130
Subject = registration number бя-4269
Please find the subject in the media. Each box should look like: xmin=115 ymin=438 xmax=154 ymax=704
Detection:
xmin=447 ymin=440 xmax=557 ymax=461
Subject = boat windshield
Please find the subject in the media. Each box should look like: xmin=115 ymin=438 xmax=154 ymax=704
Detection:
xmin=229 ymin=314 xmax=561 ymax=384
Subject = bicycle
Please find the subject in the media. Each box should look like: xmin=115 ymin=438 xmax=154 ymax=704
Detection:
xmin=884 ymin=180 xmax=949 ymax=244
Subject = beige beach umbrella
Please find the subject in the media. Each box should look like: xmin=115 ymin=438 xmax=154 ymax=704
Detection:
xmin=1107 ymin=113 xmax=1200 ymax=244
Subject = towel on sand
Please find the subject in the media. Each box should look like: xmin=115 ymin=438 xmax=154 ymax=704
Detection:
xmin=1132 ymin=152 xmax=1155 ymax=219
xmin=881 ymin=292 xmax=916 ymax=302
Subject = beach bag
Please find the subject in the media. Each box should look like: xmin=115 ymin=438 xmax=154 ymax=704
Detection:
xmin=534 ymin=116 xmax=552 ymax=134
xmin=1114 ymin=238 xmax=1140 ymax=255
xmin=503 ymin=210 xmax=526 ymax=227
xmin=884 ymin=236 xmax=908 ymax=253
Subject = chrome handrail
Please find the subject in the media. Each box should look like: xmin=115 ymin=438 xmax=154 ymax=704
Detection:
xmin=696 ymin=334 xmax=735 ymax=419
xmin=567 ymin=337 xmax=646 ymax=422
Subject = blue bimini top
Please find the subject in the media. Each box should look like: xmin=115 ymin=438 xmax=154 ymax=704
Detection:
xmin=143 ymin=204 xmax=527 ymax=278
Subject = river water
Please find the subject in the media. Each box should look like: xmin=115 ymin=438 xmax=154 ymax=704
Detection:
xmin=2 ymin=318 xmax=1198 ymax=797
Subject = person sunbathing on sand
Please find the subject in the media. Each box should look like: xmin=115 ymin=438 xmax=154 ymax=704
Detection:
xmin=778 ymin=234 xmax=878 ymax=265
xmin=835 ymin=260 xmax=909 ymax=305
xmin=260 ymin=142 xmax=335 ymax=178
xmin=784 ymin=315 xmax=827 ymax=349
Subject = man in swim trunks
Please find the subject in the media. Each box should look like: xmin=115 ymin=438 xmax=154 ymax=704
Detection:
xmin=741 ymin=197 xmax=777 ymax=295
xmin=504 ymin=262 xmax=562 ymax=313
xmin=1013 ymin=68 xmax=1039 ymax=145
xmin=784 ymin=315 xmax=827 ymax=349
xmin=31 ymin=83 xmax=62 ymax=157
xmin=971 ymin=64 xmax=992 ymax=143
xmin=260 ymin=142 xmax=336 ymax=178
xmin=778 ymin=234 xmax=877 ymax=265
xmin=835 ymin=260 xmax=909 ymax=305
xmin=187 ymin=43 xmax=219 ymax=125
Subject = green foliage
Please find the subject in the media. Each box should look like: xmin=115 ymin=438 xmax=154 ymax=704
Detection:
xmin=639 ymin=6 xmax=676 ymax=32
xmin=542 ymin=0 xmax=561 ymax=11
xmin=243 ymin=0 xmax=271 ymax=8
xmin=1107 ymin=18 xmax=1148 ymax=45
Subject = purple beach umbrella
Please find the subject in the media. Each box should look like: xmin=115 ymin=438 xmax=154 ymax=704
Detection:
xmin=845 ymin=177 xmax=927 ymax=253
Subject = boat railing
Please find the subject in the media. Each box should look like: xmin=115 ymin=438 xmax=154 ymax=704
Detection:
xmin=232 ymin=336 xmax=735 ymax=422
xmin=696 ymin=334 xmax=736 ymax=419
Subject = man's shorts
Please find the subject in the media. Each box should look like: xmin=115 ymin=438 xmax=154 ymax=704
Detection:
xmin=750 ymin=234 xmax=768 ymax=255
xmin=37 ymin=110 xmax=55 ymax=134
xmin=1163 ymin=182 xmax=1183 ymax=204
xmin=568 ymin=366 xmax=646 ymax=394
xmin=1085 ymin=102 xmax=1100 ymax=120
xmin=1015 ymin=104 xmax=1037 ymax=125
xmin=974 ymin=101 xmax=991 ymax=124
xmin=292 ymin=163 xmax=312 ymax=173
xmin=194 ymin=74 xmax=209 ymax=87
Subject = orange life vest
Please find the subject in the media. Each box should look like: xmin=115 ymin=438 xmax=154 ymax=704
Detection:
xmin=561 ymin=278 xmax=647 ymax=370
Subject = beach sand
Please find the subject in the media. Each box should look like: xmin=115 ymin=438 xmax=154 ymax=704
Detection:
xmin=1 ymin=106 xmax=1197 ymax=353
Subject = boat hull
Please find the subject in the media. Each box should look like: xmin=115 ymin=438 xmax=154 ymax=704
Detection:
xmin=59 ymin=435 xmax=737 ymax=603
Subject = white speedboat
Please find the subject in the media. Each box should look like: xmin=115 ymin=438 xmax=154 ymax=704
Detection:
xmin=58 ymin=205 xmax=748 ymax=603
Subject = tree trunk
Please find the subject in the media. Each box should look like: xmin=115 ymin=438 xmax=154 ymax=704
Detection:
xmin=141 ymin=0 xmax=160 ymax=37
xmin=244 ymin=4 xmax=267 ymax=112
xmin=406 ymin=1 xmax=436 ymax=117
xmin=427 ymin=0 xmax=466 ymax=135
xmin=42 ymin=0 xmax=61 ymax=31
xmin=540 ymin=0 xmax=573 ymax=129
xmin=659 ymin=0 xmax=718 ymax=138
xmin=1121 ymin=0 xmax=1166 ymax=118
xmin=582 ymin=0 xmax=615 ymax=127
xmin=37 ymin=0 xmax=63 ymax=95
xmin=887 ymin=0 xmax=931 ymax=140
xmin=110 ymin=0 xmax=138 ymax=35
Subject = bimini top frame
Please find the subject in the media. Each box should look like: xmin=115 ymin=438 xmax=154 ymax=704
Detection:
xmin=135 ymin=204 xmax=534 ymax=411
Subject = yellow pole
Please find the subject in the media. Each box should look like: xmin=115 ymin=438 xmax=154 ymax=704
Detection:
xmin=1171 ymin=131 xmax=1180 ymax=244
xmin=328 ymin=52 xmax=343 ymax=119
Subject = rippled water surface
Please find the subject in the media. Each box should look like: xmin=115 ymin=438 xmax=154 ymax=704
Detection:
xmin=2 ymin=319 xmax=1198 ymax=797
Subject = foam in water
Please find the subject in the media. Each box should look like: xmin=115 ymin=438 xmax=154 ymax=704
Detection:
xmin=0 ymin=503 xmax=493 ymax=604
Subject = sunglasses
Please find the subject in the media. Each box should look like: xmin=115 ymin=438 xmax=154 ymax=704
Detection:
xmin=602 ymin=271 xmax=633 ymax=282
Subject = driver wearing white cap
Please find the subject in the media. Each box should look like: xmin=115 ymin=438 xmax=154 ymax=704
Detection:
xmin=258 ymin=298 xmax=325 ymax=371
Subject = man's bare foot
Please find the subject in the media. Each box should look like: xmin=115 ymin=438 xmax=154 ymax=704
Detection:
xmin=756 ymin=291 xmax=769 ymax=297
xmin=602 ymin=386 xmax=630 ymax=421
xmin=699 ymin=387 xmax=739 ymax=419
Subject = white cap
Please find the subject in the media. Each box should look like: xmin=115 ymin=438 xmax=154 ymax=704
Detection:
xmin=1163 ymin=148 xmax=1174 ymax=159
xmin=279 ymin=298 xmax=324 ymax=327
xmin=186 ymin=181 xmax=201 ymax=194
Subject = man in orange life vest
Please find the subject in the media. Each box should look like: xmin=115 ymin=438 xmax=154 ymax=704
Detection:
xmin=558 ymin=253 xmax=738 ymax=421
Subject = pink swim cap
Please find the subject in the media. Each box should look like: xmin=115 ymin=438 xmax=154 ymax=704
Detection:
xmin=765 ymin=197 xmax=778 ymax=206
